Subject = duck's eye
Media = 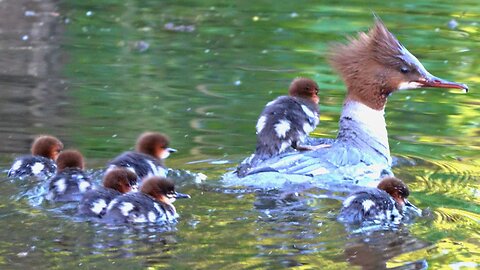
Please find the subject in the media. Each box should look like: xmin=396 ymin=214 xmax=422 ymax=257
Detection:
xmin=400 ymin=67 xmax=410 ymax=74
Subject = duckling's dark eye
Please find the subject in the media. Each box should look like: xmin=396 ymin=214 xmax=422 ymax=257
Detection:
xmin=400 ymin=67 xmax=410 ymax=74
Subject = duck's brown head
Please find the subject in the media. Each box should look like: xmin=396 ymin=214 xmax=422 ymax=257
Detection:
xmin=140 ymin=176 xmax=190 ymax=205
xmin=103 ymin=168 xmax=138 ymax=193
xmin=56 ymin=150 xmax=84 ymax=172
xmin=288 ymin=77 xmax=320 ymax=104
xmin=135 ymin=132 xmax=177 ymax=160
xmin=329 ymin=19 xmax=468 ymax=110
xmin=31 ymin=135 xmax=63 ymax=160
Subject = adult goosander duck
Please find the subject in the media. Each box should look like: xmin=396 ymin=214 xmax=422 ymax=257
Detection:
xmin=338 ymin=177 xmax=420 ymax=224
xmin=236 ymin=78 xmax=330 ymax=177
xmin=46 ymin=150 xmax=92 ymax=202
xmin=228 ymin=19 xmax=467 ymax=189
xmin=107 ymin=132 xmax=176 ymax=181
xmin=8 ymin=135 xmax=64 ymax=178
xmin=102 ymin=176 xmax=190 ymax=224
xmin=78 ymin=168 xmax=138 ymax=218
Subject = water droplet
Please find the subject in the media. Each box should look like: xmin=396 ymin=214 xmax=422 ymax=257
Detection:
xmin=234 ymin=80 xmax=241 ymax=86
xmin=196 ymin=173 xmax=207 ymax=181
xmin=252 ymin=16 xmax=259 ymax=21
xmin=86 ymin=11 xmax=93 ymax=16
xmin=134 ymin=40 xmax=149 ymax=52
xmin=405 ymin=96 xmax=411 ymax=100
xmin=21 ymin=35 xmax=29 ymax=41
xmin=188 ymin=220 xmax=200 ymax=228
xmin=447 ymin=19 xmax=458 ymax=30
xmin=290 ymin=12 xmax=298 ymax=18
xmin=25 ymin=11 xmax=36 ymax=17
xmin=17 ymin=252 xmax=28 ymax=258
xmin=112 ymin=134 xmax=117 ymax=138
xmin=204 ymin=49 xmax=210 ymax=53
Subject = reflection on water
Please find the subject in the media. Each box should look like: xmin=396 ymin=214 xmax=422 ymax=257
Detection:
xmin=0 ymin=0 xmax=68 ymax=159
xmin=0 ymin=0 xmax=479 ymax=269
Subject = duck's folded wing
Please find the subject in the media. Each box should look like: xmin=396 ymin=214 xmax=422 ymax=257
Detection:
xmin=250 ymin=141 xmax=365 ymax=175
xmin=227 ymin=141 xmax=392 ymax=189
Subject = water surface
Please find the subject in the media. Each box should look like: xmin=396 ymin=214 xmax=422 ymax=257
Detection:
xmin=0 ymin=0 xmax=479 ymax=269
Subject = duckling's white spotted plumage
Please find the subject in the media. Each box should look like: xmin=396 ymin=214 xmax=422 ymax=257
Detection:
xmin=107 ymin=151 xmax=168 ymax=182
xmin=237 ymin=95 xmax=319 ymax=177
xmin=8 ymin=156 xmax=56 ymax=178
xmin=78 ymin=186 xmax=124 ymax=217
xmin=338 ymin=188 xmax=402 ymax=224
xmin=102 ymin=193 xmax=178 ymax=224
xmin=46 ymin=168 xmax=92 ymax=202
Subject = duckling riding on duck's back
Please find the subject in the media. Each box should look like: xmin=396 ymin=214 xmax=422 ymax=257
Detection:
xmin=236 ymin=77 xmax=330 ymax=177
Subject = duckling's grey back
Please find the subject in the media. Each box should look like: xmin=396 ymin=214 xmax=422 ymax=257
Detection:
xmin=108 ymin=151 xmax=167 ymax=180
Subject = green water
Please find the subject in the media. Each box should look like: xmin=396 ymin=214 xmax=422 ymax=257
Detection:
xmin=0 ymin=0 xmax=479 ymax=269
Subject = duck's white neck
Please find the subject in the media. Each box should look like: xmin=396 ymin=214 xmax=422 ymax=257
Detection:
xmin=338 ymin=100 xmax=391 ymax=162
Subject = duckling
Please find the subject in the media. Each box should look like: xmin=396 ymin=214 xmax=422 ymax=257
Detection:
xmin=46 ymin=150 xmax=92 ymax=202
xmin=107 ymin=132 xmax=176 ymax=181
xmin=237 ymin=78 xmax=329 ymax=177
xmin=337 ymin=177 xmax=420 ymax=224
xmin=78 ymin=168 xmax=138 ymax=218
xmin=8 ymin=135 xmax=63 ymax=178
xmin=102 ymin=176 xmax=189 ymax=224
